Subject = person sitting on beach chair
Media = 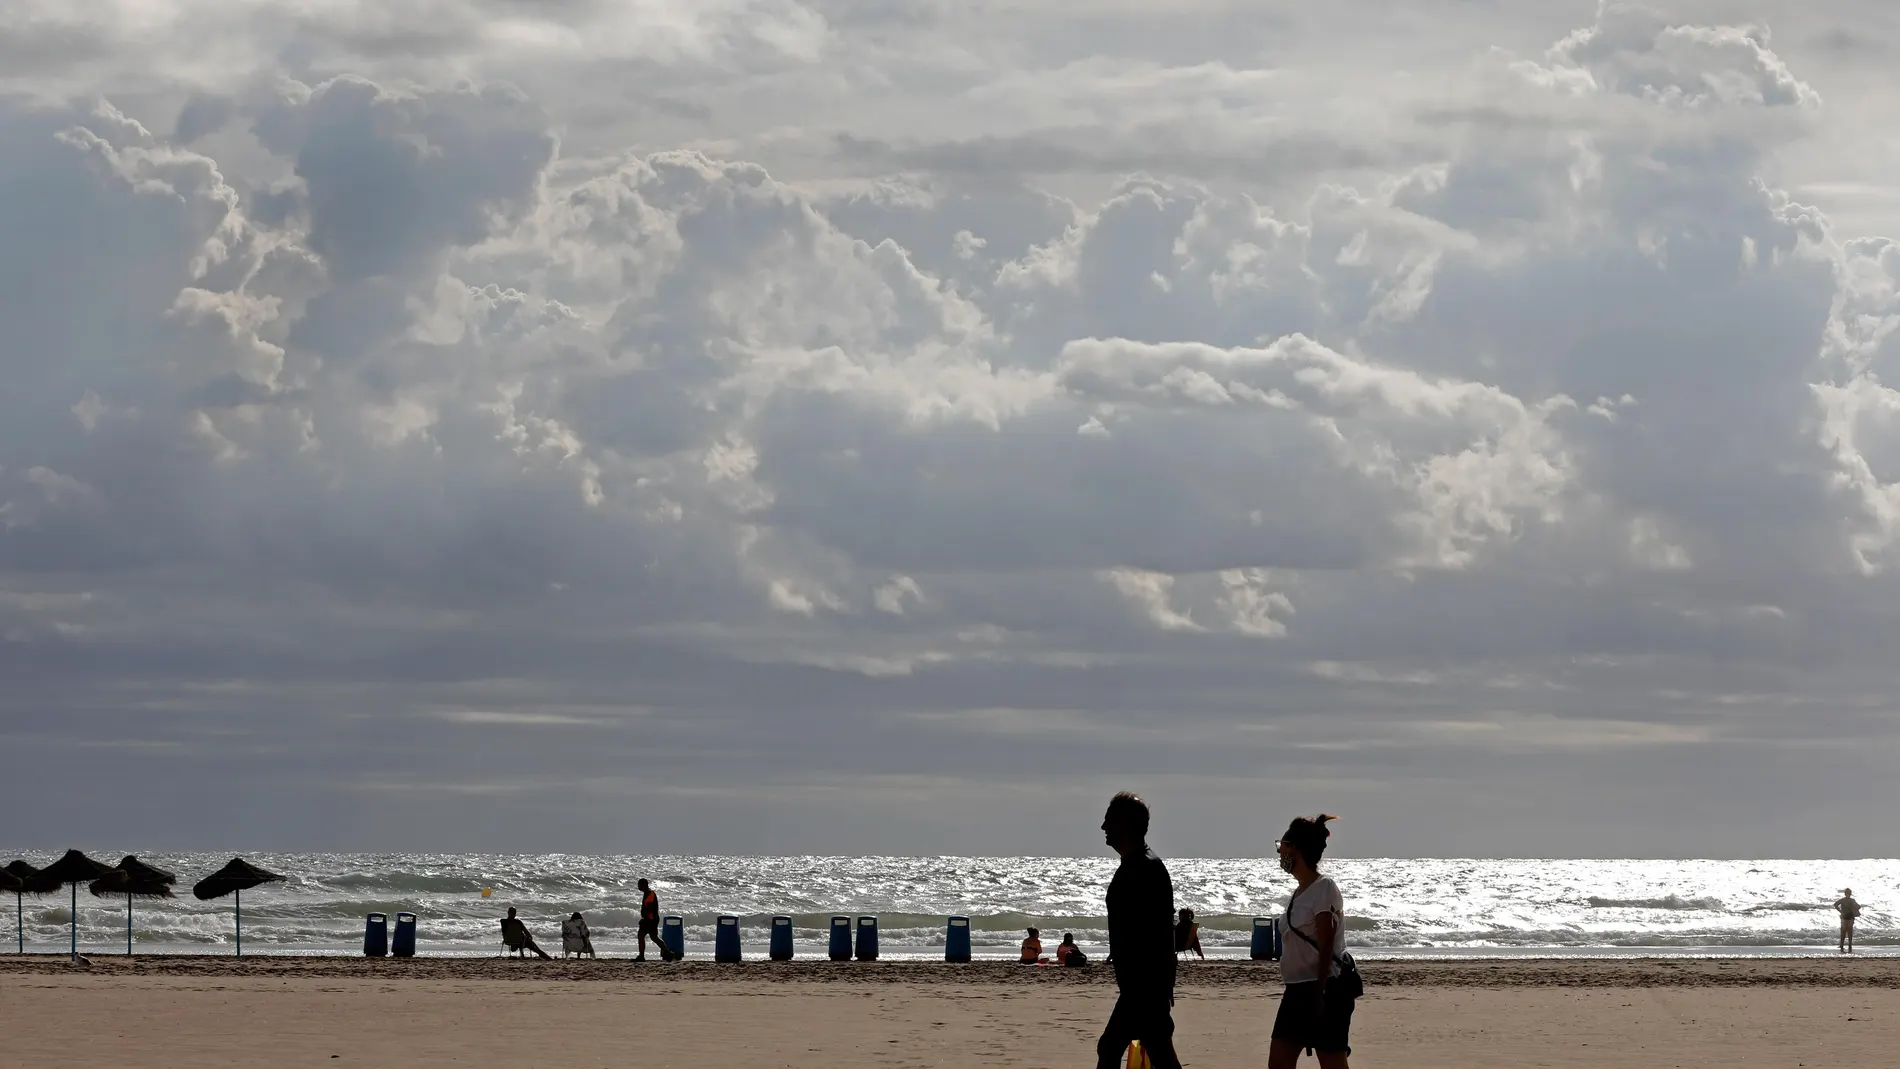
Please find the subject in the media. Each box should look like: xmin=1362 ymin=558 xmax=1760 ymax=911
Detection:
xmin=1175 ymin=908 xmax=1204 ymax=960
xmin=501 ymin=907 xmax=552 ymax=960
xmin=561 ymin=912 xmax=596 ymax=959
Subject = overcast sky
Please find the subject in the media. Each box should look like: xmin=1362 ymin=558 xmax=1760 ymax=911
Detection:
xmin=4 ymin=1 xmax=1900 ymax=859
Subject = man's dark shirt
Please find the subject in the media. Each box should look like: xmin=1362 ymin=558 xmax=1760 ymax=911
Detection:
xmin=1106 ymin=845 xmax=1176 ymax=995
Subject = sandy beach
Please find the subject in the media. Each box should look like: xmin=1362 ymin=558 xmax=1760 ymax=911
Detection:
xmin=3 ymin=957 xmax=1895 ymax=1067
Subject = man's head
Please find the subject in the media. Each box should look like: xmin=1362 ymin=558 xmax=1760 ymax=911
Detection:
xmin=571 ymin=912 xmax=583 ymax=920
xmin=506 ymin=907 xmax=517 ymax=918
xmin=638 ymin=878 xmax=649 ymax=891
xmin=1027 ymin=927 xmax=1039 ymax=938
xmin=1101 ymin=791 xmax=1150 ymax=855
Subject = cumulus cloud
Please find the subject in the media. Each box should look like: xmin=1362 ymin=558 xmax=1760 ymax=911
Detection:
xmin=4 ymin=1 xmax=1900 ymax=855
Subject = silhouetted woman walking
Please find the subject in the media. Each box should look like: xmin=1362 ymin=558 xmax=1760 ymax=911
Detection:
xmin=1269 ymin=815 xmax=1354 ymax=1068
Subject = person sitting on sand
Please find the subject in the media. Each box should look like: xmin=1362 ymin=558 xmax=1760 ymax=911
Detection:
xmin=1058 ymin=932 xmax=1089 ymax=967
xmin=1175 ymin=908 xmax=1204 ymax=960
xmin=1020 ymin=926 xmax=1044 ymax=964
xmin=561 ymin=912 xmax=596 ymax=959
xmin=1836 ymin=889 xmax=1861 ymax=953
xmin=501 ymin=906 xmax=552 ymax=960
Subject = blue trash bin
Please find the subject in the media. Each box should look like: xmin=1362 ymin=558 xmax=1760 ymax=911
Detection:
xmin=392 ymin=912 xmax=417 ymax=958
xmin=944 ymin=916 xmax=971 ymax=963
xmin=855 ymin=916 xmax=879 ymax=961
xmin=363 ymin=913 xmax=388 ymax=958
xmin=715 ymin=915 xmax=742 ymax=963
xmin=828 ymin=916 xmax=852 ymax=961
xmin=662 ymin=916 xmax=685 ymax=960
xmin=770 ymin=915 xmax=794 ymax=961
xmin=1250 ymin=916 xmax=1281 ymax=961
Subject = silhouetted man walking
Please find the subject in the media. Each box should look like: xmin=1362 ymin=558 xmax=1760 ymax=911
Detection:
xmin=637 ymin=878 xmax=669 ymax=961
xmin=1096 ymin=791 xmax=1183 ymax=1069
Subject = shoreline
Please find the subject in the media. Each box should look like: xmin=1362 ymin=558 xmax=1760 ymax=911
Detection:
xmin=6 ymin=953 xmax=1900 ymax=987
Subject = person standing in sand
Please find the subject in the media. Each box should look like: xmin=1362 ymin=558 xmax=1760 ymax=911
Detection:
xmin=1836 ymin=889 xmax=1861 ymax=953
xmin=1270 ymin=814 xmax=1352 ymax=1069
xmin=1094 ymin=791 xmax=1184 ymax=1069
xmin=636 ymin=879 xmax=670 ymax=961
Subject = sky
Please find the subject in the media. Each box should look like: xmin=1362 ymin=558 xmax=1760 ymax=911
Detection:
xmin=4 ymin=1 xmax=1900 ymax=859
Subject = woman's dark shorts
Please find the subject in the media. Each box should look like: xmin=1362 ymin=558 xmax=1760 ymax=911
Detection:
xmin=1272 ymin=981 xmax=1353 ymax=1054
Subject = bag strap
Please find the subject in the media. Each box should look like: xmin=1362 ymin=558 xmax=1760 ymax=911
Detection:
xmin=1284 ymin=885 xmax=1351 ymax=969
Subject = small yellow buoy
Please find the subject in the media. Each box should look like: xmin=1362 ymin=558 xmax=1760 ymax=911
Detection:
xmin=481 ymin=887 xmax=493 ymax=898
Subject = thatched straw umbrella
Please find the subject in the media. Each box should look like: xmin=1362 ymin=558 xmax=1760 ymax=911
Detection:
xmin=5 ymin=860 xmax=57 ymax=954
xmin=91 ymin=856 xmax=177 ymax=956
xmin=38 ymin=850 xmax=118 ymax=961
xmin=192 ymin=858 xmax=284 ymax=957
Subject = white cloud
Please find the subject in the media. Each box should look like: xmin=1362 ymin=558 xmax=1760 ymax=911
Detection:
xmin=873 ymin=574 xmax=923 ymax=614
xmin=7 ymin=1 xmax=1900 ymax=855
xmin=1101 ymin=567 xmax=1203 ymax=632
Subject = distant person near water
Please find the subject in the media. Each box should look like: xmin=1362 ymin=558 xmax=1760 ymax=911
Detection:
xmin=1094 ymin=791 xmax=1184 ymax=1069
xmin=1020 ymin=927 xmax=1044 ymax=964
xmin=636 ymin=879 xmax=671 ymax=961
xmin=1836 ymin=889 xmax=1861 ymax=953
xmin=561 ymin=912 xmax=595 ymax=958
xmin=500 ymin=906 xmax=552 ymax=960
xmin=1059 ymin=932 xmax=1089 ymax=967
xmin=1175 ymin=908 xmax=1204 ymax=960
xmin=1270 ymin=815 xmax=1355 ymax=1069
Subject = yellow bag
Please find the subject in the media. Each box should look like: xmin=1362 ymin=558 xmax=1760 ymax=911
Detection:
xmin=1126 ymin=1040 xmax=1151 ymax=1069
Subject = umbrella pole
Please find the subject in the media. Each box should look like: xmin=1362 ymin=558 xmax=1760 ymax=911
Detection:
xmin=235 ymin=888 xmax=241 ymax=958
xmin=15 ymin=891 xmax=21 ymax=954
xmin=127 ymin=894 xmax=133 ymax=956
xmin=70 ymin=883 xmax=77 ymax=962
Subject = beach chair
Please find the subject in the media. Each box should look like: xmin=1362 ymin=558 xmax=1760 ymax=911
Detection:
xmin=561 ymin=917 xmax=592 ymax=958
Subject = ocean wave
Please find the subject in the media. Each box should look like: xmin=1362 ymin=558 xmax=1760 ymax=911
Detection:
xmin=1586 ymin=895 xmax=1726 ymax=911
xmin=317 ymin=873 xmax=485 ymax=894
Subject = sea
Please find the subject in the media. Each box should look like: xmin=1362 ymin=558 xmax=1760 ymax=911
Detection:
xmin=3 ymin=854 xmax=1892 ymax=959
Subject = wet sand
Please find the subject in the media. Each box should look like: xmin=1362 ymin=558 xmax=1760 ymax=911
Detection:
xmin=3 ymin=956 xmax=1896 ymax=1066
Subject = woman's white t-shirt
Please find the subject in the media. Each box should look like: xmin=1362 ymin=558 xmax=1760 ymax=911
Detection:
xmin=1280 ymin=876 xmax=1344 ymax=985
